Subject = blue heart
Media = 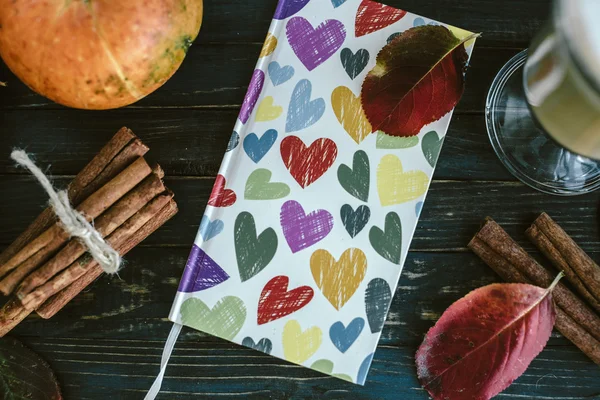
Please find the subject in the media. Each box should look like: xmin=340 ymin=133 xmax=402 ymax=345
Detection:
xmin=415 ymin=201 xmax=423 ymax=217
xmin=357 ymin=353 xmax=374 ymax=385
xmin=243 ymin=129 xmax=278 ymax=163
xmin=329 ymin=317 xmax=365 ymax=353
xmin=199 ymin=216 xmax=224 ymax=241
xmin=268 ymin=62 xmax=295 ymax=86
xmin=286 ymin=79 xmax=325 ymax=133
xmin=331 ymin=0 xmax=347 ymax=7
xmin=413 ymin=17 xmax=425 ymax=27
xmin=226 ymin=131 xmax=240 ymax=152
xmin=413 ymin=17 xmax=439 ymax=27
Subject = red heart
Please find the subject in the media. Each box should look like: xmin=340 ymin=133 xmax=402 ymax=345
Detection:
xmin=280 ymin=136 xmax=338 ymax=188
xmin=355 ymin=0 xmax=407 ymax=37
xmin=207 ymin=174 xmax=237 ymax=207
xmin=257 ymin=276 xmax=314 ymax=325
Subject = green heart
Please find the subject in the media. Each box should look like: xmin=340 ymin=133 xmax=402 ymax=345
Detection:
xmin=421 ymin=130 xmax=444 ymax=167
xmin=180 ymin=297 xmax=246 ymax=341
xmin=369 ymin=212 xmax=402 ymax=264
xmin=340 ymin=204 xmax=370 ymax=238
xmin=310 ymin=359 xmax=353 ymax=382
xmin=337 ymin=150 xmax=370 ymax=202
xmin=245 ymin=169 xmax=290 ymax=200
xmin=235 ymin=212 xmax=278 ymax=281
xmin=376 ymin=131 xmax=419 ymax=149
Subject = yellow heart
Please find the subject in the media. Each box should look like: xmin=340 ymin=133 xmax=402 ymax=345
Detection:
xmin=310 ymin=248 xmax=367 ymax=310
xmin=259 ymin=34 xmax=278 ymax=58
xmin=331 ymin=86 xmax=372 ymax=144
xmin=282 ymin=320 xmax=322 ymax=364
xmin=377 ymin=155 xmax=429 ymax=206
xmin=256 ymin=96 xmax=283 ymax=122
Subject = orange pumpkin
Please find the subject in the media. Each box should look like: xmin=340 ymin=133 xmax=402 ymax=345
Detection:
xmin=0 ymin=0 xmax=203 ymax=109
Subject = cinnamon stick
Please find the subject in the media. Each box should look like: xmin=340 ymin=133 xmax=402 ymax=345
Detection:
xmin=469 ymin=236 xmax=600 ymax=365
xmin=527 ymin=223 xmax=600 ymax=313
xmin=37 ymin=199 xmax=178 ymax=319
xmin=75 ymin=138 xmax=149 ymax=205
xmin=0 ymin=298 xmax=31 ymax=337
xmin=529 ymin=213 xmax=600 ymax=304
xmin=20 ymin=194 xmax=174 ymax=311
xmin=15 ymin=168 xmax=166 ymax=298
xmin=0 ymin=128 xmax=145 ymax=267
xmin=0 ymin=157 xmax=152 ymax=286
xmin=473 ymin=218 xmax=600 ymax=342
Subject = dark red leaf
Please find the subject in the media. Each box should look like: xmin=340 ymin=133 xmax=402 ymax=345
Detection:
xmin=0 ymin=337 xmax=62 ymax=400
xmin=416 ymin=276 xmax=561 ymax=400
xmin=361 ymin=25 xmax=475 ymax=137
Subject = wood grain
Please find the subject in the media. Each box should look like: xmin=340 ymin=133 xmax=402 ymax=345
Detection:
xmin=6 ymin=248 xmax=574 ymax=347
xmin=8 ymin=248 xmax=596 ymax=399
xmin=18 ymin=337 xmax=598 ymax=400
xmin=2 ymin=0 xmax=598 ymax=397
xmin=0 ymin=111 xmax=510 ymax=180
xmin=1 ymin=177 xmax=597 ymax=251
xmin=0 ymin=46 xmax=524 ymax=112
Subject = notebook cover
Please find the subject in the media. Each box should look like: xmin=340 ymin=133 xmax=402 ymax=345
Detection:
xmin=169 ymin=0 xmax=476 ymax=385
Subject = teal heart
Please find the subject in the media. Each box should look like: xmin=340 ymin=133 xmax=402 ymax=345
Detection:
xmin=331 ymin=0 xmax=347 ymax=7
xmin=234 ymin=212 xmax=278 ymax=281
xmin=242 ymin=337 xmax=272 ymax=354
xmin=340 ymin=204 xmax=370 ymax=238
xmin=245 ymin=169 xmax=290 ymax=200
xmin=365 ymin=278 xmax=391 ymax=334
xmin=226 ymin=131 xmax=240 ymax=152
xmin=340 ymin=48 xmax=369 ymax=80
xmin=369 ymin=212 xmax=402 ymax=264
xmin=268 ymin=61 xmax=295 ymax=86
xmin=421 ymin=130 xmax=444 ymax=167
xmin=180 ymin=297 xmax=246 ymax=341
xmin=375 ymin=131 xmax=419 ymax=149
xmin=338 ymin=150 xmax=369 ymax=202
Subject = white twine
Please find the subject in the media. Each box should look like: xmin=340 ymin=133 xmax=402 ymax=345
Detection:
xmin=11 ymin=149 xmax=121 ymax=274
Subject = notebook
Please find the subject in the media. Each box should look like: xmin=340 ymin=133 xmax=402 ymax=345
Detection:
xmin=169 ymin=0 xmax=476 ymax=385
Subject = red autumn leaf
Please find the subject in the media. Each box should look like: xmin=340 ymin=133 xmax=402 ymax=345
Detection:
xmin=0 ymin=337 xmax=62 ymax=399
xmin=416 ymin=275 xmax=561 ymax=400
xmin=361 ymin=25 xmax=476 ymax=137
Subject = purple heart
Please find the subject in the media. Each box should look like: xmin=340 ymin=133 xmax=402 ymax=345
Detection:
xmin=286 ymin=17 xmax=346 ymax=71
xmin=178 ymin=245 xmax=230 ymax=293
xmin=280 ymin=200 xmax=334 ymax=253
xmin=274 ymin=0 xmax=311 ymax=20
xmin=238 ymin=69 xmax=265 ymax=124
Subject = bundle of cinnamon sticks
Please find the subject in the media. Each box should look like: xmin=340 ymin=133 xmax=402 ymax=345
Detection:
xmin=469 ymin=215 xmax=600 ymax=365
xmin=0 ymin=128 xmax=178 ymax=336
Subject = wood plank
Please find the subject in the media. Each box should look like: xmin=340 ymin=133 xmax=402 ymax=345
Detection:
xmin=19 ymin=336 xmax=598 ymax=400
xmin=1 ymin=178 xmax=597 ymax=251
xmin=5 ymin=248 xmax=581 ymax=350
xmin=0 ymin=111 xmax=511 ymax=180
xmin=0 ymin=45 xmax=519 ymax=112
xmin=197 ymin=0 xmax=550 ymax=46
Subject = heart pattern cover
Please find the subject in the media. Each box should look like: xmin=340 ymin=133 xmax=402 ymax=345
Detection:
xmin=169 ymin=0 xmax=476 ymax=385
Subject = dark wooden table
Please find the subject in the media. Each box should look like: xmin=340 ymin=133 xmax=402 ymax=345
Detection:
xmin=1 ymin=1 xmax=599 ymax=399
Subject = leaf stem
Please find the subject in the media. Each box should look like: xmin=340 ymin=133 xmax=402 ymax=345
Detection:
xmin=548 ymin=271 xmax=565 ymax=292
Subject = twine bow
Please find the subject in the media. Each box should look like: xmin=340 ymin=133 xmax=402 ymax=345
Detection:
xmin=11 ymin=150 xmax=121 ymax=274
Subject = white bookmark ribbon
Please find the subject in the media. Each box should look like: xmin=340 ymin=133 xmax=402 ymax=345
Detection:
xmin=145 ymin=323 xmax=182 ymax=400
